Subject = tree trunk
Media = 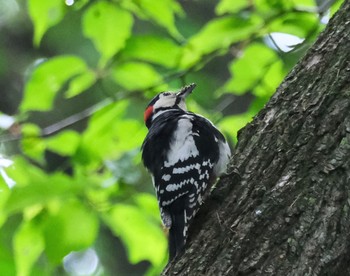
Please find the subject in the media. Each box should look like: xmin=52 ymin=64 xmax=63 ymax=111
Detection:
xmin=164 ymin=1 xmax=350 ymax=275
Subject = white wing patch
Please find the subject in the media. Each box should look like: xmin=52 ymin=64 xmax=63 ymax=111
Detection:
xmin=162 ymin=174 xmax=171 ymax=181
xmin=165 ymin=177 xmax=194 ymax=192
xmin=164 ymin=118 xmax=199 ymax=167
xmin=173 ymin=163 xmax=200 ymax=174
xmin=214 ymin=139 xmax=231 ymax=176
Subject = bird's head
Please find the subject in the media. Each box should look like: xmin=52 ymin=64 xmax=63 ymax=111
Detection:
xmin=144 ymin=83 xmax=196 ymax=128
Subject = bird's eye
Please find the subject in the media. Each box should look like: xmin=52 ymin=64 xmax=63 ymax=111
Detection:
xmin=162 ymin=92 xmax=171 ymax=96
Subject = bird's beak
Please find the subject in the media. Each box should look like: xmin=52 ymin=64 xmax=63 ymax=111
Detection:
xmin=177 ymin=83 xmax=196 ymax=99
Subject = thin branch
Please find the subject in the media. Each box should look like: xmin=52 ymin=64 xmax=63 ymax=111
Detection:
xmin=0 ymin=70 xmax=190 ymax=144
xmin=42 ymin=98 xmax=112 ymax=136
xmin=0 ymin=98 xmax=112 ymax=143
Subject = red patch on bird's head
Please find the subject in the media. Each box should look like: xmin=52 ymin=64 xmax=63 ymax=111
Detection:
xmin=144 ymin=105 xmax=154 ymax=123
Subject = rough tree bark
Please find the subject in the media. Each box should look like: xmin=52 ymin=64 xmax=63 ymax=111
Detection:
xmin=164 ymin=1 xmax=350 ymax=275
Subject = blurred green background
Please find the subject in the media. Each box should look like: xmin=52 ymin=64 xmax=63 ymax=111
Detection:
xmin=0 ymin=0 xmax=343 ymax=275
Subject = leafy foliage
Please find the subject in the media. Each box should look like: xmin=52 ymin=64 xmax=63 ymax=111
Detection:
xmin=82 ymin=1 xmax=133 ymax=66
xmin=21 ymin=56 xmax=90 ymax=111
xmin=0 ymin=0 xmax=343 ymax=275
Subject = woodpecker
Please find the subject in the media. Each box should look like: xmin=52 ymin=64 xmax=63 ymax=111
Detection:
xmin=141 ymin=83 xmax=231 ymax=261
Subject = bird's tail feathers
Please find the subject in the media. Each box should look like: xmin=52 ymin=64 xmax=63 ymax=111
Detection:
xmin=168 ymin=210 xmax=187 ymax=261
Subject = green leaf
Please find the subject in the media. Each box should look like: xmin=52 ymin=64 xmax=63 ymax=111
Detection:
xmin=77 ymin=101 xmax=146 ymax=167
xmin=254 ymin=0 xmax=293 ymax=14
xmin=5 ymin=157 xmax=43 ymax=188
xmin=5 ymin=175 xmax=78 ymax=215
xmin=21 ymin=56 xmax=89 ymax=112
xmin=131 ymin=0 xmax=183 ymax=40
xmin=0 ymin=245 xmax=15 ymax=276
xmin=103 ymin=203 xmax=167 ymax=266
xmin=253 ymin=59 xmax=285 ymax=97
xmin=122 ymin=35 xmax=181 ymax=68
xmin=267 ymin=13 xmax=319 ymax=38
xmin=292 ymin=0 xmax=315 ymax=8
xmin=13 ymin=221 xmax=44 ymax=276
xmin=28 ymin=0 xmax=65 ymax=46
xmin=65 ymin=70 xmax=96 ymax=98
xmin=45 ymin=130 xmax=80 ymax=156
xmin=223 ymin=43 xmax=278 ymax=95
xmin=216 ymin=0 xmax=248 ymax=15
xmin=133 ymin=193 xmax=160 ymax=222
xmin=112 ymin=62 xmax=162 ymax=90
xmin=21 ymin=124 xmax=45 ymax=162
xmin=5 ymin=158 xmax=82 ymax=214
xmin=21 ymin=123 xmax=41 ymax=137
xmin=218 ymin=113 xmax=254 ymax=143
xmin=43 ymin=200 xmax=99 ymax=264
xmin=330 ymin=0 xmax=344 ymax=16
xmin=82 ymin=1 xmax=133 ymax=66
xmin=112 ymin=120 xmax=146 ymax=153
xmin=180 ymin=15 xmax=262 ymax=68
xmin=119 ymin=0 xmax=183 ymax=40
xmin=0 ymin=177 xmax=10 ymax=227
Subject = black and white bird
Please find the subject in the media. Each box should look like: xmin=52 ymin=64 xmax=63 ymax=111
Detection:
xmin=141 ymin=83 xmax=231 ymax=261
